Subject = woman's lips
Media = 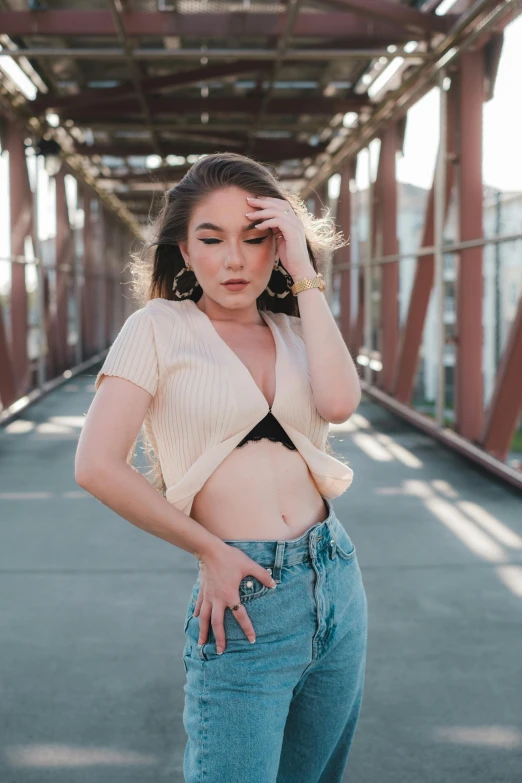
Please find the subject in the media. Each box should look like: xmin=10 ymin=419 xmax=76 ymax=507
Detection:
xmin=223 ymin=281 xmax=249 ymax=290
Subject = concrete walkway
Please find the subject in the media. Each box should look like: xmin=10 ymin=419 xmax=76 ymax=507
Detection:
xmin=1 ymin=369 xmax=521 ymax=782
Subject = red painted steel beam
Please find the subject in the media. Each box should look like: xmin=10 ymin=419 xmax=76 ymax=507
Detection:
xmin=376 ymin=122 xmax=399 ymax=394
xmin=69 ymin=95 xmax=369 ymax=121
xmin=0 ymin=302 xmax=17 ymax=408
xmin=392 ymin=79 xmax=458 ymax=404
xmin=481 ymin=293 xmax=522 ymax=461
xmin=0 ymin=11 xmax=425 ymax=40
xmin=455 ymin=51 xmax=485 ymax=442
xmin=334 ymin=160 xmax=355 ymax=347
xmin=33 ymin=60 xmax=273 ymax=113
xmin=55 ymin=170 xmax=73 ymax=373
xmin=42 ymin=256 xmax=56 ymax=380
xmin=7 ymin=120 xmax=32 ymax=397
xmin=72 ymin=138 xmax=330 ymax=160
xmin=311 ymin=0 xmax=456 ymax=34
xmin=81 ymin=188 xmax=94 ymax=358
xmin=104 ymin=213 xmax=118 ymax=346
xmin=353 ymin=268 xmax=364 ymax=357
xmin=99 ymin=207 xmax=109 ymax=350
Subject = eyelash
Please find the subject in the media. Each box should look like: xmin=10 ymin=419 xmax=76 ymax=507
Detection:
xmin=199 ymin=237 xmax=268 ymax=245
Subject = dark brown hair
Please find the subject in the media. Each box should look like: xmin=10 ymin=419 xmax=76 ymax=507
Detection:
xmin=127 ymin=151 xmax=347 ymax=315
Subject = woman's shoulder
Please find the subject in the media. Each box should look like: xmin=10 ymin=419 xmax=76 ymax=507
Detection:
xmin=144 ymin=296 xmax=187 ymax=313
xmin=142 ymin=297 xmax=194 ymax=324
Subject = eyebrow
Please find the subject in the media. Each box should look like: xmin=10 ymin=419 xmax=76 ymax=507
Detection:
xmin=194 ymin=221 xmax=263 ymax=233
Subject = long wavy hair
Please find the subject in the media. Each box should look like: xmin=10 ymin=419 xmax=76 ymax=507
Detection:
xmin=122 ymin=151 xmax=349 ymax=493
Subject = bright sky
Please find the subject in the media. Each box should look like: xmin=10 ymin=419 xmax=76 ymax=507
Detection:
xmin=397 ymin=13 xmax=522 ymax=191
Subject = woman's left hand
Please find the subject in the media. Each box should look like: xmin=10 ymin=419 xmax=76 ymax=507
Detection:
xmin=245 ymin=195 xmax=315 ymax=280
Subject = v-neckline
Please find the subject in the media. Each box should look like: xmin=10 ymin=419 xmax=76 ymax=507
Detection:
xmin=189 ymin=299 xmax=279 ymax=413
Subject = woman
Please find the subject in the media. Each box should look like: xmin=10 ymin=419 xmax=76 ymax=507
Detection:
xmin=75 ymin=151 xmax=368 ymax=782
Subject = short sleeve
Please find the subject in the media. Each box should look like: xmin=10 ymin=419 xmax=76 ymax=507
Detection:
xmin=94 ymin=307 xmax=159 ymax=396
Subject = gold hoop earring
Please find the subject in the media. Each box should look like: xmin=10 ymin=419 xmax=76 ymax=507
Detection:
xmin=172 ymin=262 xmax=200 ymax=297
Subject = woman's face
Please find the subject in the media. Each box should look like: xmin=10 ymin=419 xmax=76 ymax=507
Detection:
xmin=178 ymin=185 xmax=277 ymax=309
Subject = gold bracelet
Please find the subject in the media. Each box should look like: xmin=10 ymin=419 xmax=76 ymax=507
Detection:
xmin=290 ymin=273 xmax=326 ymax=296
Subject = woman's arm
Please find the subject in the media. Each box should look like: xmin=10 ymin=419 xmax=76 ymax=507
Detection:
xmin=244 ymin=194 xmax=360 ymax=424
xmin=75 ymin=375 xmax=225 ymax=561
xmin=295 ymin=272 xmax=361 ymax=424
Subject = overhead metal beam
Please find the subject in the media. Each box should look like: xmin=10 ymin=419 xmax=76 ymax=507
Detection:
xmin=0 ymin=10 xmax=437 ymax=39
xmin=76 ymin=121 xmax=327 ymax=133
xmin=110 ymin=168 xmax=307 ymax=186
xmin=66 ymin=95 xmax=368 ymax=119
xmin=310 ymin=0 xmax=456 ymax=33
xmin=73 ymin=138 xmax=329 ymax=159
xmin=32 ymin=59 xmax=274 ymax=113
xmin=0 ymin=47 xmax=430 ymax=62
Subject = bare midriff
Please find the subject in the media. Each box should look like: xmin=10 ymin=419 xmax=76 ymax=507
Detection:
xmin=189 ymin=305 xmax=330 ymax=540
xmin=189 ymin=439 xmax=329 ymax=541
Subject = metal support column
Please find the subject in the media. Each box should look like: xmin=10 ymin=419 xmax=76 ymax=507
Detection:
xmin=455 ymin=50 xmax=485 ymax=441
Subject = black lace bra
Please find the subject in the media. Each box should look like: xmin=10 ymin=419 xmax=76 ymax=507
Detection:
xmin=236 ymin=408 xmax=297 ymax=451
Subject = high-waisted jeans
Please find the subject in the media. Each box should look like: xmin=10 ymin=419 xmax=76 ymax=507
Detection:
xmin=181 ymin=496 xmax=368 ymax=783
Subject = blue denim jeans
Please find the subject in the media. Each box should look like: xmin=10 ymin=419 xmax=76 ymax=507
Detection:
xmin=181 ymin=497 xmax=368 ymax=783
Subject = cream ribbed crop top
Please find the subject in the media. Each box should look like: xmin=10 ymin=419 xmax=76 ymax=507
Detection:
xmin=94 ymin=297 xmax=353 ymax=515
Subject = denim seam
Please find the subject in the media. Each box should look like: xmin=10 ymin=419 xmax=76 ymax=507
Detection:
xmin=201 ymin=662 xmax=208 ymax=780
xmin=195 ymin=659 xmax=205 ymax=781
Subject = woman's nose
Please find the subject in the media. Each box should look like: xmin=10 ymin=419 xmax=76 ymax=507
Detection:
xmin=225 ymin=244 xmax=245 ymax=265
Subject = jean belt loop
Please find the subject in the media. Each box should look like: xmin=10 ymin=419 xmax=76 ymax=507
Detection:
xmin=270 ymin=541 xmax=285 ymax=583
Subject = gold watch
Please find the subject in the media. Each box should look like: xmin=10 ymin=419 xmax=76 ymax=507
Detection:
xmin=290 ymin=272 xmax=326 ymax=296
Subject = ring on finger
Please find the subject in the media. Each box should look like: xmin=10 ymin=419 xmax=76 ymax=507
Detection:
xmin=230 ymin=603 xmax=242 ymax=611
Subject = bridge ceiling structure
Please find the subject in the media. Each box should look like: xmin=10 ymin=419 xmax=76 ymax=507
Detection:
xmin=0 ymin=0 xmax=475 ymax=225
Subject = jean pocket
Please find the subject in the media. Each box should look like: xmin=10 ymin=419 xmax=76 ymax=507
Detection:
xmin=333 ymin=525 xmax=357 ymax=561
xmin=238 ymin=573 xmax=272 ymax=603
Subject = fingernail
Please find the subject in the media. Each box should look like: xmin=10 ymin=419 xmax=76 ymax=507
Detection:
xmin=249 ymin=636 xmax=256 ymax=644
xmin=216 ymin=646 xmax=223 ymax=654
xmin=270 ymin=579 xmax=277 ymax=587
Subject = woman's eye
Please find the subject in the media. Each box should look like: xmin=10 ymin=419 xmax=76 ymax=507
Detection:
xmin=199 ymin=236 xmax=268 ymax=245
